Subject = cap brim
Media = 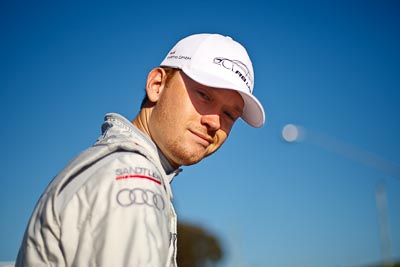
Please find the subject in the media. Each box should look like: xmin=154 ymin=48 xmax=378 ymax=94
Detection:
xmin=238 ymin=92 xmax=265 ymax=128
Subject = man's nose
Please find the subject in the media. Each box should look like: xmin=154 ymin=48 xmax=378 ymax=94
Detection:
xmin=201 ymin=114 xmax=221 ymax=131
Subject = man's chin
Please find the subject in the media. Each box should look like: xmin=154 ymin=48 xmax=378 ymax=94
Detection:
xmin=181 ymin=150 xmax=219 ymax=166
xmin=180 ymin=157 xmax=204 ymax=166
xmin=178 ymin=152 xmax=207 ymax=166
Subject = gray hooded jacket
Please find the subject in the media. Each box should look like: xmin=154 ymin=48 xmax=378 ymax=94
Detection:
xmin=16 ymin=113 xmax=181 ymax=267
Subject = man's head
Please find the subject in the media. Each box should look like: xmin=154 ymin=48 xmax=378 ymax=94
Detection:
xmin=134 ymin=33 xmax=265 ymax=168
xmin=160 ymin=33 xmax=265 ymax=128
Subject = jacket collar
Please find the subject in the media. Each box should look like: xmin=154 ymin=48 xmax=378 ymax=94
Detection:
xmin=103 ymin=113 xmax=182 ymax=182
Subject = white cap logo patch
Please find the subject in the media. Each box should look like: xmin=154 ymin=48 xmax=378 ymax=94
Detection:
xmin=213 ymin=57 xmax=253 ymax=93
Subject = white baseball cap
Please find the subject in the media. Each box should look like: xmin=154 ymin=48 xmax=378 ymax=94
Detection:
xmin=160 ymin=33 xmax=265 ymax=128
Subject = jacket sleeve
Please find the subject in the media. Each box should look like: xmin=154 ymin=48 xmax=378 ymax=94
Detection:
xmin=58 ymin=151 xmax=171 ymax=267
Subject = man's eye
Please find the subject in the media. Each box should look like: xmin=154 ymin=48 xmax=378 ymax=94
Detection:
xmin=224 ymin=111 xmax=235 ymax=121
xmin=198 ymin=90 xmax=210 ymax=100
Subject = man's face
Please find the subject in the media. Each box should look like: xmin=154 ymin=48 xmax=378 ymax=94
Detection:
xmin=148 ymin=70 xmax=244 ymax=167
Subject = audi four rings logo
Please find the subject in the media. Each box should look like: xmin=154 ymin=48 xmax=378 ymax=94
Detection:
xmin=116 ymin=188 xmax=165 ymax=210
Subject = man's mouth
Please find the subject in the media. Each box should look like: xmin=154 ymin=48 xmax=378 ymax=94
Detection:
xmin=190 ymin=130 xmax=212 ymax=147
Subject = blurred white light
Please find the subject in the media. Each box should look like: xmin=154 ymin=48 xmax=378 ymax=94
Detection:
xmin=282 ymin=124 xmax=299 ymax=142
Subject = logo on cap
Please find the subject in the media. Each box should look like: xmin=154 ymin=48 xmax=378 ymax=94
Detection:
xmin=213 ymin=57 xmax=253 ymax=93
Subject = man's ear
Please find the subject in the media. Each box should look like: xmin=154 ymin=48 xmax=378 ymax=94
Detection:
xmin=146 ymin=68 xmax=167 ymax=103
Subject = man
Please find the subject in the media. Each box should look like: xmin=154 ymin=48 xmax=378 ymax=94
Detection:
xmin=16 ymin=33 xmax=265 ymax=266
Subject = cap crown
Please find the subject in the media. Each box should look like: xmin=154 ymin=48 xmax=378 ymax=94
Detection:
xmin=161 ymin=34 xmax=254 ymax=95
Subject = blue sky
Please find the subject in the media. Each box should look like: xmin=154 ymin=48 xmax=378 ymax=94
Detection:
xmin=1 ymin=1 xmax=400 ymax=266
